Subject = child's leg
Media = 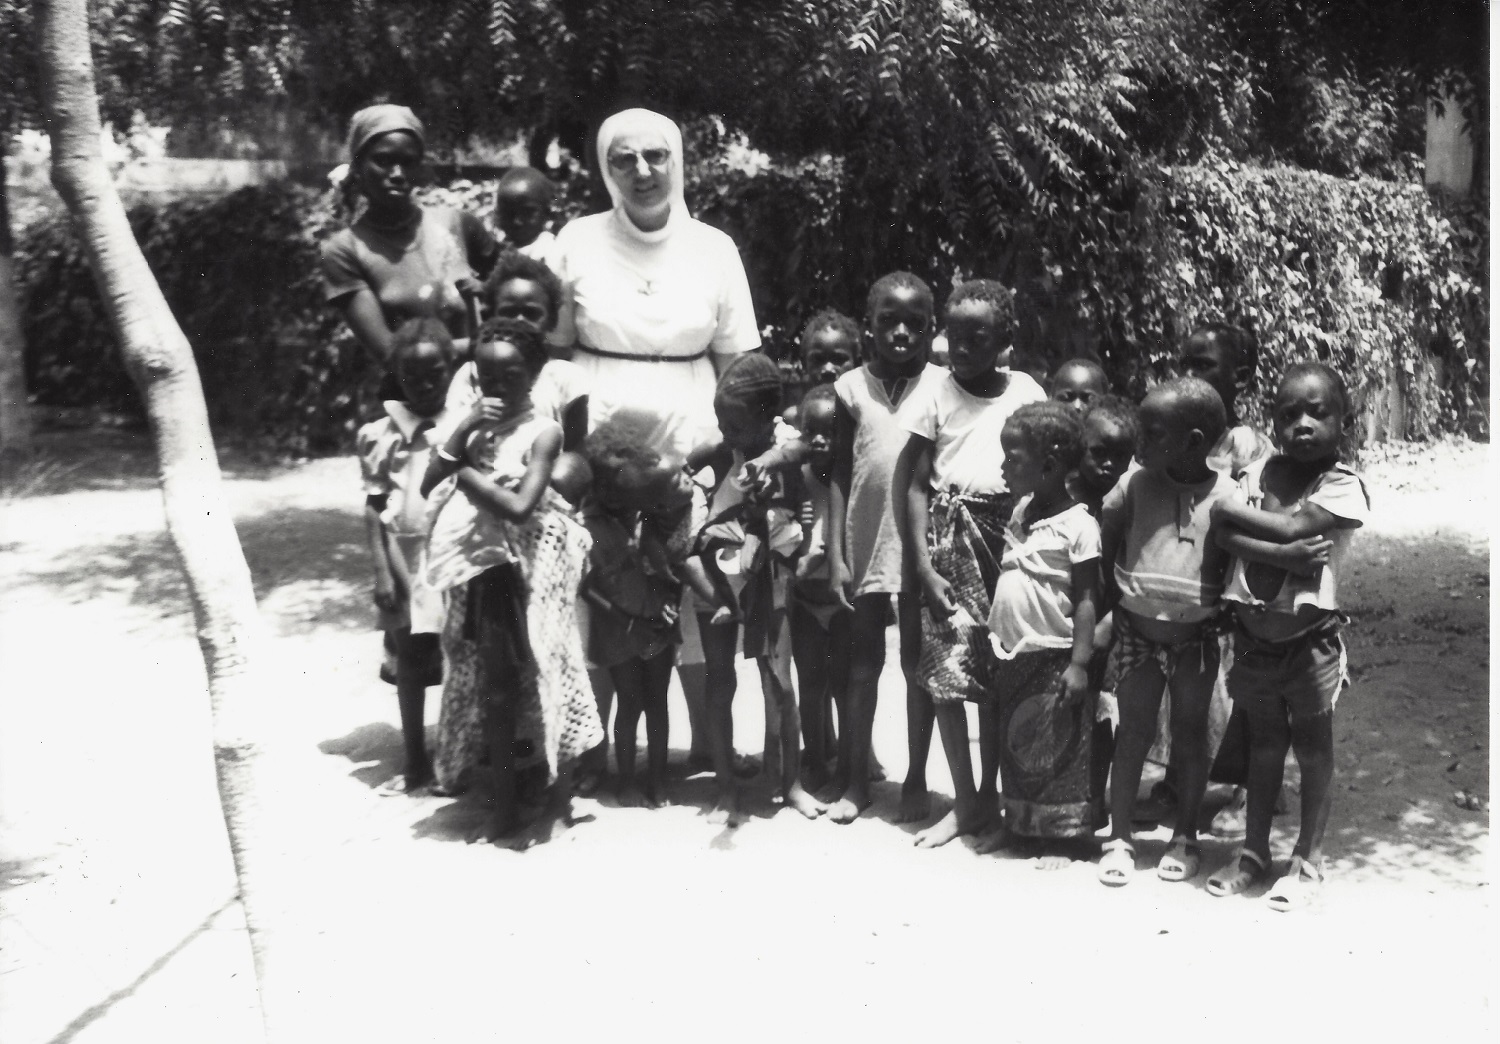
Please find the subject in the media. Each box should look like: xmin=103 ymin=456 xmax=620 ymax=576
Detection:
xmin=392 ymin=629 xmax=436 ymax=791
xmin=1165 ymin=640 xmax=1221 ymax=845
xmin=823 ymin=608 xmax=848 ymax=766
xmin=639 ymin=647 xmax=675 ymax=807
xmin=475 ymin=615 xmax=519 ymax=841
xmin=609 ymin=659 xmax=646 ymax=805
xmin=758 ymin=635 xmax=824 ymax=819
xmin=827 ymin=593 xmax=888 ymax=823
xmin=1241 ymin=702 xmax=1291 ymax=866
xmin=1288 ymin=709 xmax=1335 ymax=864
xmin=677 ymin=663 xmax=711 ymax=765
xmin=791 ymin=602 xmax=833 ymax=791
xmin=969 ymin=703 xmax=1005 ymax=850
xmin=699 ymin=612 xmax=741 ymax=823
xmin=896 ymin=593 xmax=934 ymax=822
xmin=915 ymin=700 xmax=980 ymax=847
xmin=1109 ymin=661 xmax=1169 ymax=843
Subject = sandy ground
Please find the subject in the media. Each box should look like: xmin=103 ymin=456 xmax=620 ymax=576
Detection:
xmin=0 ymin=434 xmax=1491 ymax=1043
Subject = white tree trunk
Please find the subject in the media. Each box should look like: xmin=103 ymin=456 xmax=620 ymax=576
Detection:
xmin=37 ymin=1 xmax=286 ymax=1038
xmin=0 ymin=137 xmax=32 ymax=450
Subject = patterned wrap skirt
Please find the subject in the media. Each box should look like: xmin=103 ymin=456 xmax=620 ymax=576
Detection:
xmin=992 ymin=649 xmax=1095 ymax=838
xmin=917 ymin=488 xmax=1015 ymax=705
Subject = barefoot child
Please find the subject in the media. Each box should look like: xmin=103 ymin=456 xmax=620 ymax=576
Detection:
xmin=1205 ymin=363 xmax=1367 ymax=909
xmin=493 ymin=166 xmax=559 ymax=265
xmin=826 ymin=272 xmax=949 ymax=824
xmin=1096 ymin=377 xmax=1237 ymax=884
xmin=894 ymin=278 xmax=1046 ymax=847
xmin=987 ymin=402 xmax=1100 ymax=851
xmin=1050 ymin=357 xmax=1110 ymax=413
xmin=789 ymin=385 xmax=846 ymax=789
xmin=579 ymin=411 xmax=710 ymax=808
xmin=446 ymin=250 xmax=589 ymax=450
xmin=695 ymin=354 xmax=826 ymax=823
xmin=357 ymin=317 xmax=456 ymax=794
xmin=422 ymin=319 xmax=603 ymax=845
xmin=1070 ymin=396 xmax=1140 ymax=824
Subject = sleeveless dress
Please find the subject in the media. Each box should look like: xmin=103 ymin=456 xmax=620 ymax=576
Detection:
xmin=425 ymin=411 xmax=603 ymax=788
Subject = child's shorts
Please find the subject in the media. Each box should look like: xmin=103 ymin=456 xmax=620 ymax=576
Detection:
xmin=1106 ymin=611 xmax=1220 ymax=688
xmin=1227 ymin=618 xmax=1347 ymax=722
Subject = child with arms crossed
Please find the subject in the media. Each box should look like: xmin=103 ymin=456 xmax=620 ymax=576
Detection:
xmin=894 ymin=279 xmax=1046 ymax=848
xmin=423 ymin=319 xmax=603 ymax=847
xmin=1205 ymin=363 xmax=1368 ymax=909
xmin=358 ymin=317 xmax=456 ymax=794
xmin=1096 ymin=377 xmax=1237 ymax=885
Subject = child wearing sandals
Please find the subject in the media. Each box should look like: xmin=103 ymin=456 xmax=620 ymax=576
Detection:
xmin=1096 ymin=377 xmax=1237 ymax=885
xmin=578 ymin=410 xmax=711 ymax=808
xmin=986 ymin=402 xmax=1100 ymax=859
xmin=894 ymin=279 xmax=1046 ymax=849
xmin=1204 ymin=363 xmax=1368 ymax=909
xmin=826 ymin=273 xmax=949 ymax=825
xmin=422 ymin=319 xmax=603 ymax=847
xmin=358 ymin=317 xmax=456 ymax=794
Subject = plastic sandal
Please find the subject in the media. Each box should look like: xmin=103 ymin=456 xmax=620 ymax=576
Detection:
xmin=1097 ymin=838 xmax=1136 ymax=887
xmin=1156 ymin=837 xmax=1202 ymax=882
xmin=1265 ymin=855 xmax=1323 ymax=912
xmin=1206 ymin=849 xmax=1269 ymax=896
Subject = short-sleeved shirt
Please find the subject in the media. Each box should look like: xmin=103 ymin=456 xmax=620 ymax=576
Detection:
xmin=443 ymin=358 xmax=590 ymax=439
xmin=356 ymin=401 xmax=451 ymax=538
xmin=1222 ymin=457 xmax=1369 ymax=614
xmin=550 ymin=210 xmax=760 ymax=457
xmin=1101 ymin=467 xmax=1239 ymax=623
xmin=989 ymin=499 xmax=1101 ymax=658
xmin=1208 ymin=423 xmax=1273 ymax=479
xmin=901 ymin=370 xmax=1047 ymax=494
xmin=834 ymin=363 xmax=949 ymax=595
xmin=321 ymin=207 xmax=496 ymax=338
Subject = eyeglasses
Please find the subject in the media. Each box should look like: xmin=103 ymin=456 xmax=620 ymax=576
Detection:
xmin=607 ymin=148 xmax=671 ymax=172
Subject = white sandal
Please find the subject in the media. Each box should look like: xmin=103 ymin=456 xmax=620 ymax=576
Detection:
xmin=1265 ymin=855 xmax=1323 ymax=911
xmin=1097 ymin=838 xmax=1136 ymax=887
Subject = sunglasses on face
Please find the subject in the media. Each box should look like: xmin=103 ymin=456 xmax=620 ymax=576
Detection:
xmin=607 ymin=148 xmax=671 ymax=172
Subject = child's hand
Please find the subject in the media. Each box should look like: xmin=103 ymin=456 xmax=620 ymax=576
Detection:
xmin=709 ymin=603 xmax=740 ymax=626
xmin=1284 ymin=536 xmax=1333 ymax=576
xmin=454 ymin=275 xmax=484 ymax=302
xmin=373 ymin=574 xmax=397 ymax=614
xmin=828 ymin=559 xmax=854 ymax=613
xmin=1060 ymin=663 xmax=1090 ymax=706
xmin=919 ymin=567 xmax=956 ymax=618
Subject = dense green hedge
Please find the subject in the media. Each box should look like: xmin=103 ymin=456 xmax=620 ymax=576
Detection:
xmin=14 ymin=159 xmax=1487 ymax=451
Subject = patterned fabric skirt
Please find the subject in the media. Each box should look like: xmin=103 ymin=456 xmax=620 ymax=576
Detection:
xmin=433 ymin=510 xmax=604 ymax=791
xmin=994 ymin=649 xmax=1095 ymax=838
xmin=917 ymin=489 xmax=1015 ymax=704
xmin=1105 ymin=612 xmax=1231 ymax=768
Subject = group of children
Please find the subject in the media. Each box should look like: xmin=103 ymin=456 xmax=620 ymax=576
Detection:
xmin=356 ymin=168 xmax=1366 ymax=907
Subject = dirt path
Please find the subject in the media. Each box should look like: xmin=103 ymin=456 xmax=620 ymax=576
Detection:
xmin=1 ymin=435 xmax=1490 ymax=1043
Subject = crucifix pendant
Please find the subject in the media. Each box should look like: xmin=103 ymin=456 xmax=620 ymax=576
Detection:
xmin=639 ymin=279 xmax=656 ymax=296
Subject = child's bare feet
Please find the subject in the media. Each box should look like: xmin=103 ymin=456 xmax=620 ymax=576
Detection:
xmin=615 ymin=781 xmax=646 ymax=808
xmin=782 ymin=783 xmax=827 ymax=820
xmin=914 ymin=807 xmax=982 ymax=848
xmin=894 ymin=780 xmax=931 ymax=823
xmin=868 ymin=753 xmax=889 ymax=782
xmin=826 ymin=785 xmax=870 ymax=824
xmin=378 ymin=772 xmax=436 ymax=797
xmin=641 ymin=783 xmax=668 ymax=810
xmin=707 ymin=786 xmax=741 ymax=826
xmin=972 ymin=822 xmax=1012 ymax=855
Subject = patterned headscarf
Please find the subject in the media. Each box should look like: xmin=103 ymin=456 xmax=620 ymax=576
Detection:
xmin=347 ymin=104 xmax=425 ymax=161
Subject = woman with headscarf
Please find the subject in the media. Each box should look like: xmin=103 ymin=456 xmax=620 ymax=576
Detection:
xmin=551 ymin=108 xmax=762 ymax=458
xmin=551 ymin=108 xmax=763 ymax=781
xmin=322 ymin=104 xmax=499 ymax=371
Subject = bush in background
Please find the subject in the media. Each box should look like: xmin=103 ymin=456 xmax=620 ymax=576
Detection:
xmin=16 ymin=158 xmax=1487 ymax=452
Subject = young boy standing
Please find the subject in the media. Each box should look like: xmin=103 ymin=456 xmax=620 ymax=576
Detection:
xmin=493 ymin=166 xmax=559 ymax=266
xmin=1097 ymin=377 xmax=1238 ymax=885
xmin=1206 ymin=363 xmax=1368 ymax=909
